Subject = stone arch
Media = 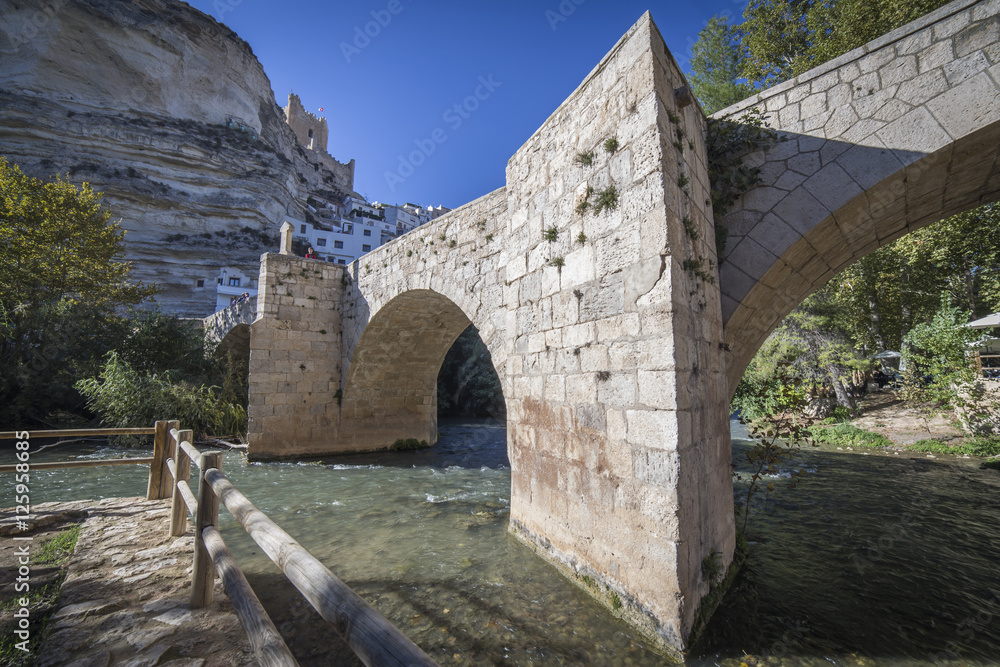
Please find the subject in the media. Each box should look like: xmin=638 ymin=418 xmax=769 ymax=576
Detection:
xmin=724 ymin=119 xmax=1000 ymax=391
xmin=214 ymin=322 xmax=251 ymax=359
xmin=338 ymin=288 xmax=506 ymax=451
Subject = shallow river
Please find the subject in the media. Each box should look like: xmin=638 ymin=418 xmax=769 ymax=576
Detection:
xmin=4 ymin=420 xmax=999 ymax=665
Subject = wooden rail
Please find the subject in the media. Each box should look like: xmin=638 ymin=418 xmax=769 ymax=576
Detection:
xmin=1 ymin=422 xmax=437 ymax=666
xmin=0 ymin=427 xmax=155 ymax=439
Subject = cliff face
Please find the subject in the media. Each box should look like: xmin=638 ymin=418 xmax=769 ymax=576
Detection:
xmin=0 ymin=0 xmax=357 ymax=316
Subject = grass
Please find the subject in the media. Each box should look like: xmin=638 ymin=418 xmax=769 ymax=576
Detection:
xmin=575 ymin=151 xmax=594 ymax=166
xmin=35 ymin=525 xmax=81 ymax=565
xmin=810 ymin=423 xmax=893 ymax=449
xmin=603 ymin=137 xmax=619 ymax=153
xmin=0 ymin=524 xmax=81 ymax=665
xmin=908 ymin=437 xmax=1000 ymax=456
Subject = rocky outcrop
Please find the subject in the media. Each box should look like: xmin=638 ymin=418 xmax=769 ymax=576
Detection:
xmin=0 ymin=0 xmax=358 ymax=316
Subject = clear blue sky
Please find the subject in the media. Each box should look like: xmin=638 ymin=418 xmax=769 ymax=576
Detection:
xmin=185 ymin=0 xmax=749 ymax=208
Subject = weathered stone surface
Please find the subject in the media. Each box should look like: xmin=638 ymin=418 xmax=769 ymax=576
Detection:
xmin=715 ymin=0 xmax=1000 ymax=391
xmin=0 ymin=0 xmax=357 ymax=317
xmin=0 ymin=498 xmax=255 ymax=666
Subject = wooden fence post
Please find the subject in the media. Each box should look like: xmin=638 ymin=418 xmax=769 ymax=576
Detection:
xmin=170 ymin=429 xmax=194 ymax=537
xmin=191 ymin=451 xmax=222 ymax=608
xmin=147 ymin=421 xmax=167 ymax=500
xmin=158 ymin=420 xmax=181 ymax=500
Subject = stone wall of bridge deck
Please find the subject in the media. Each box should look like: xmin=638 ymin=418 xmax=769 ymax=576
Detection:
xmin=715 ymin=0 xmax=1000 ymax=392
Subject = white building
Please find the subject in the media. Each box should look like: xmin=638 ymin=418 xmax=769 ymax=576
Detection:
xmin=215 ymin=266 xmax=258 ymax=311
xmin=286 ymin=197 xmax=450 ymax=266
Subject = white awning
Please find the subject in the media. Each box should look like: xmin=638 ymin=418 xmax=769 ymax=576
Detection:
xmin=966 ymin=313 xmax=1000 ymax=329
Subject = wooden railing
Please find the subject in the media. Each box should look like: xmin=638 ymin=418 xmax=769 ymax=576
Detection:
xmin=1 ymin=423 xmax=438 ymax=667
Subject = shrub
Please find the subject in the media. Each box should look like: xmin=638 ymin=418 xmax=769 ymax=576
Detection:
xmin=76 ymin=352 xmax=247 ymax=439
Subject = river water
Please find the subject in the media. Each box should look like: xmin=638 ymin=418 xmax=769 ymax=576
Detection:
xmin=5 ymin=420 xmax=999 ymax=665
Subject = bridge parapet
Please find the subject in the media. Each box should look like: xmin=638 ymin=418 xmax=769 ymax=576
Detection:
xmin=203 ymin=296 xmax=257 ymax=355
xmin=715 ymin=0 xmax=1000 ymax=388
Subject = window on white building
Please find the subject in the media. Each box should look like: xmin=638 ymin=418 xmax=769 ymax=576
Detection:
xmin=228 ymin=277 xmax=241 ymax=287
xmin=196 ymin=279 xmax=205 ymax=288
xmin=317 ymin=238 xmax=327 ymax=246
xmin=362 ymin=244 xmax=371 ymax=252
xmin=363 ymin=229 xmax=371 ymax=237
xmin=334 ymin=240 xmax=343 ymax=249
xmin=338 ymin=259 xmax=346 ymax=265
xmin=300 ymin=224 xmax=306 ymax=233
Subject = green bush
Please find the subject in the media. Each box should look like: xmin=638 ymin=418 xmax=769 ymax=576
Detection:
xmin=76 ymin=352 xmax=246 ymax=438
xmin=810 ymin=423 xmax=892 ymax=449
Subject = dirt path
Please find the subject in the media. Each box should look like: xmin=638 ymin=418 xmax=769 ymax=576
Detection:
xmin=847 ymin=389 xmax=965 ymax=446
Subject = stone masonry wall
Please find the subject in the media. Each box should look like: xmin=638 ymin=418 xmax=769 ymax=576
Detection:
xmin=247 ymin=254 xmax=345 ymax=459
xmin=337 ymin=189 xmax=509 ymax=451
xmin=715 ymin=0 xmax=1000 ymax=389
xmin=500 ymin=14 xmax=732 ymax=655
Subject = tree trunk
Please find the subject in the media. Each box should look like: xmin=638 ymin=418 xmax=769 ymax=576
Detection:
xmin=826 ymin=364 xmax=856 ymax=413
xmin=964 ymin=258 xmax=976 ymax=315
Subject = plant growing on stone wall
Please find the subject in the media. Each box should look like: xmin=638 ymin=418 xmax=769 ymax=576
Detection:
xmin=485 ymin=233 xmax=494 ymax=242
xmin=576 ymin=200 xmax=591 ymax=215
xmin=407 ymin=250 xmax=412 ymax=257
xmin=682 ymin=215 xmax=699 ymax=240
xmin=548 ymin=256 xmax=565 ymax=268
xmin=673 ymin=140 xmax=685 ymax=154
xmin=543 ymin=227 xmax=559 ymax=242
xmin=604 ymin=137 xmax=619 ymax=153
xmin=596 ymin=370 xmax=611 ymax=382
xmin=577 ymin=232 xmax=588 ymax=245
xmin=683 ymin=257 xmax=716 ymax=284
xmin=678 ymin=174 xmax=690 ymax=189
xmin=707 ymin=108 xmax=779 ymax=259
xmin=575 ymin=151 xmax=594 ymax=166
xmin=593 ymin=185 xmax=619 ymax=215
xmin=477 ymin=219 xmax=487 ymax=231
xmin=667 ymin=109 xmax=680 ymax=124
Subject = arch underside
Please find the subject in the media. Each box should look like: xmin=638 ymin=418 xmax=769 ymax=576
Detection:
xmin=725 ymin=120 xmax=1000 ymax=392
xmin=215 ymin=323 xmax=250 ymax=358
xmin=339 ymin=289 xmax=502 ymax=450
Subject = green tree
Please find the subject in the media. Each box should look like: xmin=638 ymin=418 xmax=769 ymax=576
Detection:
xmin=0 ymin=159 xmax=156 ymax=426
xmin=739 ymin=0 xmax=813 ymax=85
xmin=739 ymin=0 xmax=953 ymax=86
xmin=0 ymin=158 xmax=153 ymax=309
xmin=688 ymin=15 xmax=757 ymax=114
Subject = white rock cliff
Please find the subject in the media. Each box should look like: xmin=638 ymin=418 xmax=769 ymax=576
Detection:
xmin=0 ymin=0 xmax=357 ymax=316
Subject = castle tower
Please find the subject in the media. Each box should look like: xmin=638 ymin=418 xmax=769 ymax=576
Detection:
xmin=284 ymin=93 xmax=329 ymax=153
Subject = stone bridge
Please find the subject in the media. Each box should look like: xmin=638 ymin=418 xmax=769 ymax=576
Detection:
xmin=210 ymin=0 xmax=1000 ymax=657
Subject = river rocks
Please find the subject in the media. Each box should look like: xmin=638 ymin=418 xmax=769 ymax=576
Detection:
xmin=0 ymin=0 xmax=359 ymax=317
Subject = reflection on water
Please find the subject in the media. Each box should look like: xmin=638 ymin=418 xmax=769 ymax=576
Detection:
xmin=4 ymin=419 xmax=1000 ymax=665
